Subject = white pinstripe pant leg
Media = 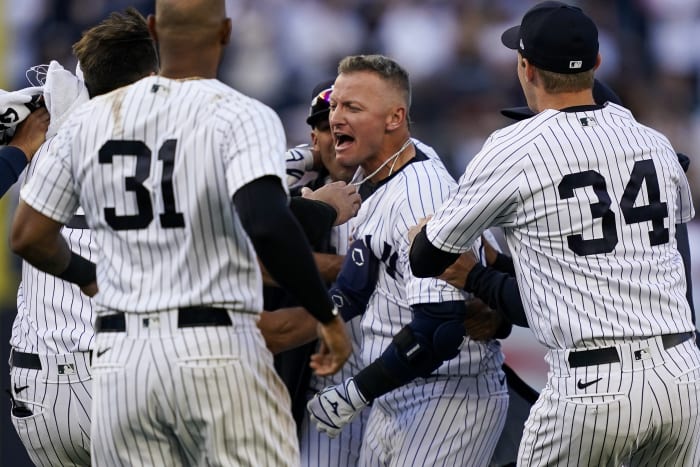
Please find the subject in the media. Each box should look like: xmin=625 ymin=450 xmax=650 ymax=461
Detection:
xmin=10 ymin=353 xmax=92 ymax=467
xmin=360 ymin=373 xmax=509 ymax=467
xmin=518 ymin=338 xmax=700 ymax=467
xmin=91 ymin=311 xmax=299 ymax=467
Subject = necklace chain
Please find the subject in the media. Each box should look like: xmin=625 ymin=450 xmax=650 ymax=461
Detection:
xmin=351 ymin=138 xmax=413 ymax=187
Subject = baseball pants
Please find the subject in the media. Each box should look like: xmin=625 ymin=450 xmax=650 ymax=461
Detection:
xmin=90 ymin=308 xmax=299 ymax=467
xmin=519 ymin=333 xmax=700 ymax=466
xmin=9 ymin=350 xmax=92 ymax=466
xmin=360 ymin=371 xmax=509 ymax=467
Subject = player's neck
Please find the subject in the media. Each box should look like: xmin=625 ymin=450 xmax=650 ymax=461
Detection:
xmin=158 ymin=56 xmax=218 ymax=80
xmin=363 ymin=138 xmax=415 ymax=184
xmin=532 ymin=89 xmax=595 ymax=113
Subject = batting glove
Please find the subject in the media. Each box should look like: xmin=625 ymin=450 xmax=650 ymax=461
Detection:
xmin=307 ymin=377 xmax=368 ymax=438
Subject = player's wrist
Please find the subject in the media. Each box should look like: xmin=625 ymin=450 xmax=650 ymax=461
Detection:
xmin=317 ymin=306 xmax=340 ymax=325
xmin=57 ymin=252 xmax=97 ymax=287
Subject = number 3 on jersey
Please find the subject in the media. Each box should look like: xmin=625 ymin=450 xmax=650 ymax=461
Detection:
xmin=99 ymin=139 xmax=185 ymax=230
xmin=558 ymin=159 xmax=669 ymax=256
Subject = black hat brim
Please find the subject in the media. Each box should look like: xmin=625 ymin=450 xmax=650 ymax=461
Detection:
xmin=306 ymin=109 xmax=330 ymax=126
xmin=501 ymin=25 xmax=520 ymax=49
xmin=500 ymin=106 xmax=534 ymax=121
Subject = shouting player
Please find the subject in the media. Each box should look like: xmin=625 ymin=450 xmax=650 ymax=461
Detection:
xmin=307 ymin=54 xmax=509 ymax=466
xmin=10 ymin=0 xmax=350 ymax=465
xmin=410 ymin=2 xmax=700 ymax=465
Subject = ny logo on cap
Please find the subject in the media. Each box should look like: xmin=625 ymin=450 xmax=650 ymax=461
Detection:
xmin=569 ymin=60 xmax=583 ymax=69
xmin=520 ymin=39 xmax=525 ymax=50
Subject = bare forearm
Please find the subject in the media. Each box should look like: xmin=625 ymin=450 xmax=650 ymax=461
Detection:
xmin=11 ymin=200 xmax=71 ymax=275
xmin=314 ymin=253 xmax=345 ymax=283
xmin=258 ymin=307 xmax=319 ymax=354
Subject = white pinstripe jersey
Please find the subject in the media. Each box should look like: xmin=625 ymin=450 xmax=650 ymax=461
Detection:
xmin=11 ymin=136 xmax=96 ymax=354
xmin=427 ymin=103 xmax=696 ymax=349
xmin=353 ymin=139 xmax=504 ymax=376
xmin=20 ymin=76 xmax=288 ymax=314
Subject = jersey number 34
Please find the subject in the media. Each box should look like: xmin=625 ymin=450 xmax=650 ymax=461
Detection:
xmin=558 ymin=159 xmax=668 ymax=256
xmin=99 ymin=139 xmax=185 ymax=230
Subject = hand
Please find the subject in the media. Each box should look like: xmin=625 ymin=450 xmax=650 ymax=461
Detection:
xmin=464 ymin=299 xmax=505 ymax=341
xmin=80 ymin=280 xmax=98 ymax=297
xmin=407 ymin=215 xmax=432 ymax=246
xmin=306 ymin=377 xmax=368 ymax=438
xmin=481 ymin=234 xmax=499 ymax=266
xmin=310 ymin=315 xmax=351 ymax=376
xmin=437 ymin=249 xmax=479 ymax=289
xmin=10 ymin=107 xmax=49 ymax=161
xmin=301 ymin=181 xmax=361 ymax=226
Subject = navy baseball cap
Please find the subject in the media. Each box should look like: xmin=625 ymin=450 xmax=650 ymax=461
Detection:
xmin=501 ymin=79 xmax=621 ymax=120
xmin=501 ymin=1 xmax=598 ymax=74
xmin=306 ymin=79 xmax=335 ymax=127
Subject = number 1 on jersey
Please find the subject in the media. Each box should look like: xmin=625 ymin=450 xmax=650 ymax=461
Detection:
xmin=99 ymin=139 xmax=186 ymax=230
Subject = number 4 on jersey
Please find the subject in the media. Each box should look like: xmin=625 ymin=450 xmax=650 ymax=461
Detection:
xmin=558 ymin=159 xmax=668 ymax=256
xmin=99 ymin=139 xmax=186 ymax=230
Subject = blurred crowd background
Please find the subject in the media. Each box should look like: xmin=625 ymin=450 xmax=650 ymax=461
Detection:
xmin=1 ymin=0 xmax=700 ymax=461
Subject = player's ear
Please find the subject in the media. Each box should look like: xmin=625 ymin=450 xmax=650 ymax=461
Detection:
xmin=386 ymin=106 xmax=406 ymax=131
xmin=593 ymin=53 xmax=602 ymax=71
xmin=522 ymin=58 xmax=535 ymax=82
xmin=147 ymin=14 xmax=158 ymax=42
xmin=220 ymin=18 xmax=232 ymax=46
xmin=311 ymin=129 xmax=320 ymax=151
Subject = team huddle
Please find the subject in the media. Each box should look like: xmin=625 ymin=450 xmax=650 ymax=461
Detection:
xmin=2 ymin=1 xmax=699 ymax=466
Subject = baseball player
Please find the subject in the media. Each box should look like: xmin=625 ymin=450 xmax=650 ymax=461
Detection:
xmin=291 ymin=80 xmax=368 ymax=467
xmin=7 ymin=10 xmax=158 ymax=466
xmin=10 ymin=0 xmax=350 ymax=465
xmin=409 ymin=2 xmax=700 ymax=465
xmin=0 ymin=107 xmax=48 ymax=197
xmin=307 ymin=55 xmax=509 ymax=466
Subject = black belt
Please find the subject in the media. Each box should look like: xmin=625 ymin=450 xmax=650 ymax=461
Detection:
xmin=96 ymin=306 xmax=232 ymax=332
xmin=568 ymin=332 xmax=695 ymax=368
xmin=11 ymin=351 xmax=42 ymax=370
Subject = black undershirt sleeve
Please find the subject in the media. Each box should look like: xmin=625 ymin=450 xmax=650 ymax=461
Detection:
xmin=233 ymin=176 xmax=335 ymax=324
xmin=409 ymin=226 xmax=461 ymax=277
xmin=465 ymin=264 xmax=528 ymax=327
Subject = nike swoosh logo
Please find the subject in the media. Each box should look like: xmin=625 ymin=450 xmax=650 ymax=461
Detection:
xmin=96 ymin=348 xmax=110 ymax=357
xmin=14 ymin=385 xmax=29 ymax=394
xmin=577 ymin=377 xmax=603 ymax=389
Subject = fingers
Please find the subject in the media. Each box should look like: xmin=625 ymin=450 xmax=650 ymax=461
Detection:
xmin=312 ymin=317 xmax=351 ymax=375
xmin=302 ymin=182 xmax=361 ymax=226
xmin=11 ymin=107 xmax=50 ymax=160
xmin=408 ymin=215 xmax=432 ymax=245
xmin=80 ymin=280 xmax=98 ymax=297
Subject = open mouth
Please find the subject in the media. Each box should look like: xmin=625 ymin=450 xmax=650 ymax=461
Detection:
xmin=334 ymin=133 xmax=354 ymax=151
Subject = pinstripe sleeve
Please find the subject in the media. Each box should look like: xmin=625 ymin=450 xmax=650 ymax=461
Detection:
xmin=221 ymin=100 xmax=288 ymax=197
xmin=427 ymin=136 xmax=524 ymax=254
xmin=19 ymin=128 xmax=79 ymax=223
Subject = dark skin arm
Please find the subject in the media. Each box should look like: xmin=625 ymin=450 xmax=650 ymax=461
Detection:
xmin=10 ymin=107 xmax=50 ymax=162
xmin=11 ymin=200 xmax=97 ymax=296
xmin=257 ymin=307 xmax=319 ymax=354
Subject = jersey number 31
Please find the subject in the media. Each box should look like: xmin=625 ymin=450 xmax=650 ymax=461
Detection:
xmin=558 ymin=159 xmax=668 ymax=256
xmin=99 ymin=139 xmax=185 ymax=230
